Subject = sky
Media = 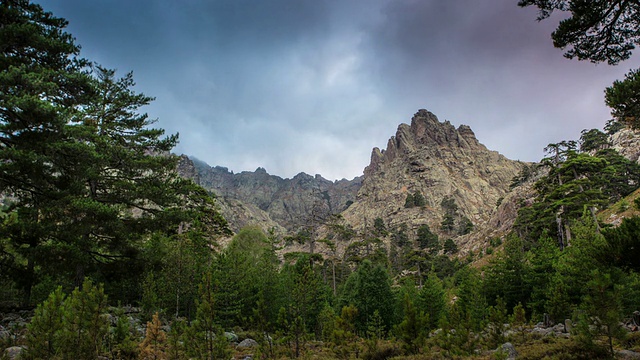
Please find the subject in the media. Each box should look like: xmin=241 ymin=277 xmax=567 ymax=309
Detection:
xmin=39 ymin=0 xmax=637 ymax=181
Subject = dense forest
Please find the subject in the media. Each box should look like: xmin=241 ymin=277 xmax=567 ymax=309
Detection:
xmin=3 ymin=1 xmax=640 ymax=359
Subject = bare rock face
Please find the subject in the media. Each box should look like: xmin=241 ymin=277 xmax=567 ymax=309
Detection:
xmin=178 ymin=156 xmax=362 ymax=234
xmin=177 ymin=154 xmax=199 ymax=183
xmin=611 ymin=128 xmax=640 ymax=163
xmin=177 ymin=109 xmax=528 ymax=255
xmin=341 ymin=110 xmax=524 ymax=252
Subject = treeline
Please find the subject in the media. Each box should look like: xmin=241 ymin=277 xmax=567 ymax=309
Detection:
xmin=15 ymin=211 xmax=640 ymax=359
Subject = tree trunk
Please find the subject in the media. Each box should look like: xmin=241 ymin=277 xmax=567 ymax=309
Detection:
xmin=22 ymin=257 xmax=35 ymax=307
xmin=556 ymin=216 xmax=565 ymax=250
xmin=332 ymin=261 xmax=336 ymax=296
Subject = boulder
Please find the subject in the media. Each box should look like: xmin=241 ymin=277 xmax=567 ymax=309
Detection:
xmin=617 ymin=350 xmax=640 ymax=359
xmin=564 ymin=319 xmax=572 ymax=333
xmin=4 ymin=346 xmax=24 ymax=360
xmin=499 ymin=342 xmax=518 ymax=360
xmin=224 ymin=331 xmax=238 ymax=342
xmin=552 ymin=323 xmax=565 ymax=333
xmin=237 ymin=338 xmax=259 ymax=349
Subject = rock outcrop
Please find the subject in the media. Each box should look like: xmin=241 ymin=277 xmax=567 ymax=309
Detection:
xmin=340 ymin=110 xmax=524 ymax=252
xmin=179 ymin=109 xmax=528 ymax=255
xmin=611 ymin=127 xmax=640 ymax=164
xmin=177 ymin=157 xmax=362 ymax=234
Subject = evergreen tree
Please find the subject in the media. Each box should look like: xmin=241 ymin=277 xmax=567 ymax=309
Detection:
xmin=525 ymin=233 xmax=561 ymax=318
xmin=138 ymin=313 xmax=167 ymax=360
xmin=109 ymin=312 xmax=139 ymax=360
xmin=514 ymin=146 xmax=637 ymax=247
xmin=279 ymin=254 xmax=327 ymax=355
xmin=510 ymin=302 xmax=527 ymax=344
xmin=413 ymin=191 xmax=426 ymax=207
xmin=518 ymin=0 xmax=640 ymax=64
xmin=486 ymin=297 xmax=508 ymax=349
xmin=24 ymin=279 xmax=108 ymax=359
xmin=186 ymin=271 xmax=230 ymax=360
xmin=417 ymin=271 xmax=446 ymax=330
xmin=331 ymin=305 xmax=359 ymax=359
xmin=58 ymin=279 xmax=109 ymax=359
xmin=371 ymin=217 xmax=388 ymax=238
xmin=404 ymin=193 xmax=415 ymax=208
xmin=0 ymin=0 xmax=92 ymax=304
xmin=0 ymin=2 xmax=229 ymax=305
xmin=395 ymin=292 xmax=428 ymax=354
xmin=339 ymin=260 xmax=395 ymax=335
xmin=443 ymin=238 xmax=458 ymax=254
xmin=483 ymin=234 xmax=531 ymax=311
xmin=603 ymin=216 xmax=640 ymax=273
xmin=417 ymin=224 xmax=439 ymax=254
xmin=24 ymin=287 xmax=66 ymax=359
xmin=563 ymin=215 xmax=627 ymax=356
xmin=455 ymin=267 xmax=486 ymax=332
xmin=575 ymin=268 xmax=627 ymax=358
xmin=213 ymin=226 xmax=271 ymax=328
xmin=579 ymin=129 xmax=610 ymax=152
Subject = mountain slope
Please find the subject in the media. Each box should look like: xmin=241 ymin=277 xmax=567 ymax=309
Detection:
xmin=178 ymin=156 xmax=362 ymax=233
xmin=338 ymin=109 xmax=524 ymax=251
xmin=180 ymin=109 xmax=526 ymax=254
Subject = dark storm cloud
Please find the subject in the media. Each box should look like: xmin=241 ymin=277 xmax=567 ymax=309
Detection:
xmin=364 ymin=1 xmax=632 ymax=162
xmin=38 ymin=0 xmax=634 ymax=179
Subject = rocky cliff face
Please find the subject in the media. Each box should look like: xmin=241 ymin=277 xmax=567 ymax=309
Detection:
xmin=178 ymin=109 xmax=529 ymax=255
xmin=339 ymin=109 xmax=524 ymax=252
xmin=177 ymin=156 xmax=362 ymax=234
xmin=611 ymin=128 xmax=640 ymax=164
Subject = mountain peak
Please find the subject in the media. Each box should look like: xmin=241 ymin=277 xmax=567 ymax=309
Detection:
xmin=350 ymin=110 xmax=523 ymax=252
xmin=365 ymin=109 xmax=483 ymax=177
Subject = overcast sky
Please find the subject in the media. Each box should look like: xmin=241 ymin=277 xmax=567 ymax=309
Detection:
xmin=40 ymin=0 xmax=636 ymax=180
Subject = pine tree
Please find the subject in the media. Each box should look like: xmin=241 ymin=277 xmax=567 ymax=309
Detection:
xmin=486 ymin=297 xmax=508 ymax=349
xmin=24 ymin=279 xmax=108 ymax=359
xmin=417 ymin=224 xmax=439 ymax=254
xmin=418 ymin=271 xmax=446 ymax=330
xmin=58 ymin=279 xmax=109 ymax=359
xmin=339 ymin=260 xmax=395 ymax=335
xmin=109 ymin=313 xmax=139 ymax=360
xmin=0 ymin=0 xmax=92 ymax=304
xmin=24 ymin=287 xmax=66 ymax=359
xmin=166 ymin=318 xmax=187 ymax=360
xmin=455 ymin=267 xmax=486 ymax=333
xmin=186 ymin=271 xmax=230 ymax=360
xmin=138 ymin=313 xmax=167 ymax=360
xmin=0 ymin=2 xmax=229 ymax=305
xmin=510 ymin=302 xmax=527 ymax=344
xmin=395 ymin=292 xmax=428 ymax=354
xmin=606 ymin=69 xmax=640 ymax=129
xmin=332 ymin=305 xmax=359 ymax=359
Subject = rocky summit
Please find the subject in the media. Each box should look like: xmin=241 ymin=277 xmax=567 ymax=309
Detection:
xmin=338 ymin=109 xmax=524 ymax=253
xmin=180 ymin=109 xmax=527 ymax=255
xmin=178 ymin=157 xmax=362 ymax=234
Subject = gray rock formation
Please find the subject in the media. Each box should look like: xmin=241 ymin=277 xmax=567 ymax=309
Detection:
xmin=178 ymin=156 xmax=362 ymax=234
xmin=3 ymin=346 xmax=23 ymax=360
xmin=178 ymin=109 xmax=529 ymax=257
xmin=236 ymin=338 xmax=259 ymax=348
xmin=499 ymin=342 xmax=518 ymax=360
xmin=339 ymin=110 xmax=523 ymax=253
xmin=611 ymin=128 xmax=640 ymax=163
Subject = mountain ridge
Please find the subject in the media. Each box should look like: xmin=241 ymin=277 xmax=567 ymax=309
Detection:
xmin=178 ymin=109 xmax=530 ymax=257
